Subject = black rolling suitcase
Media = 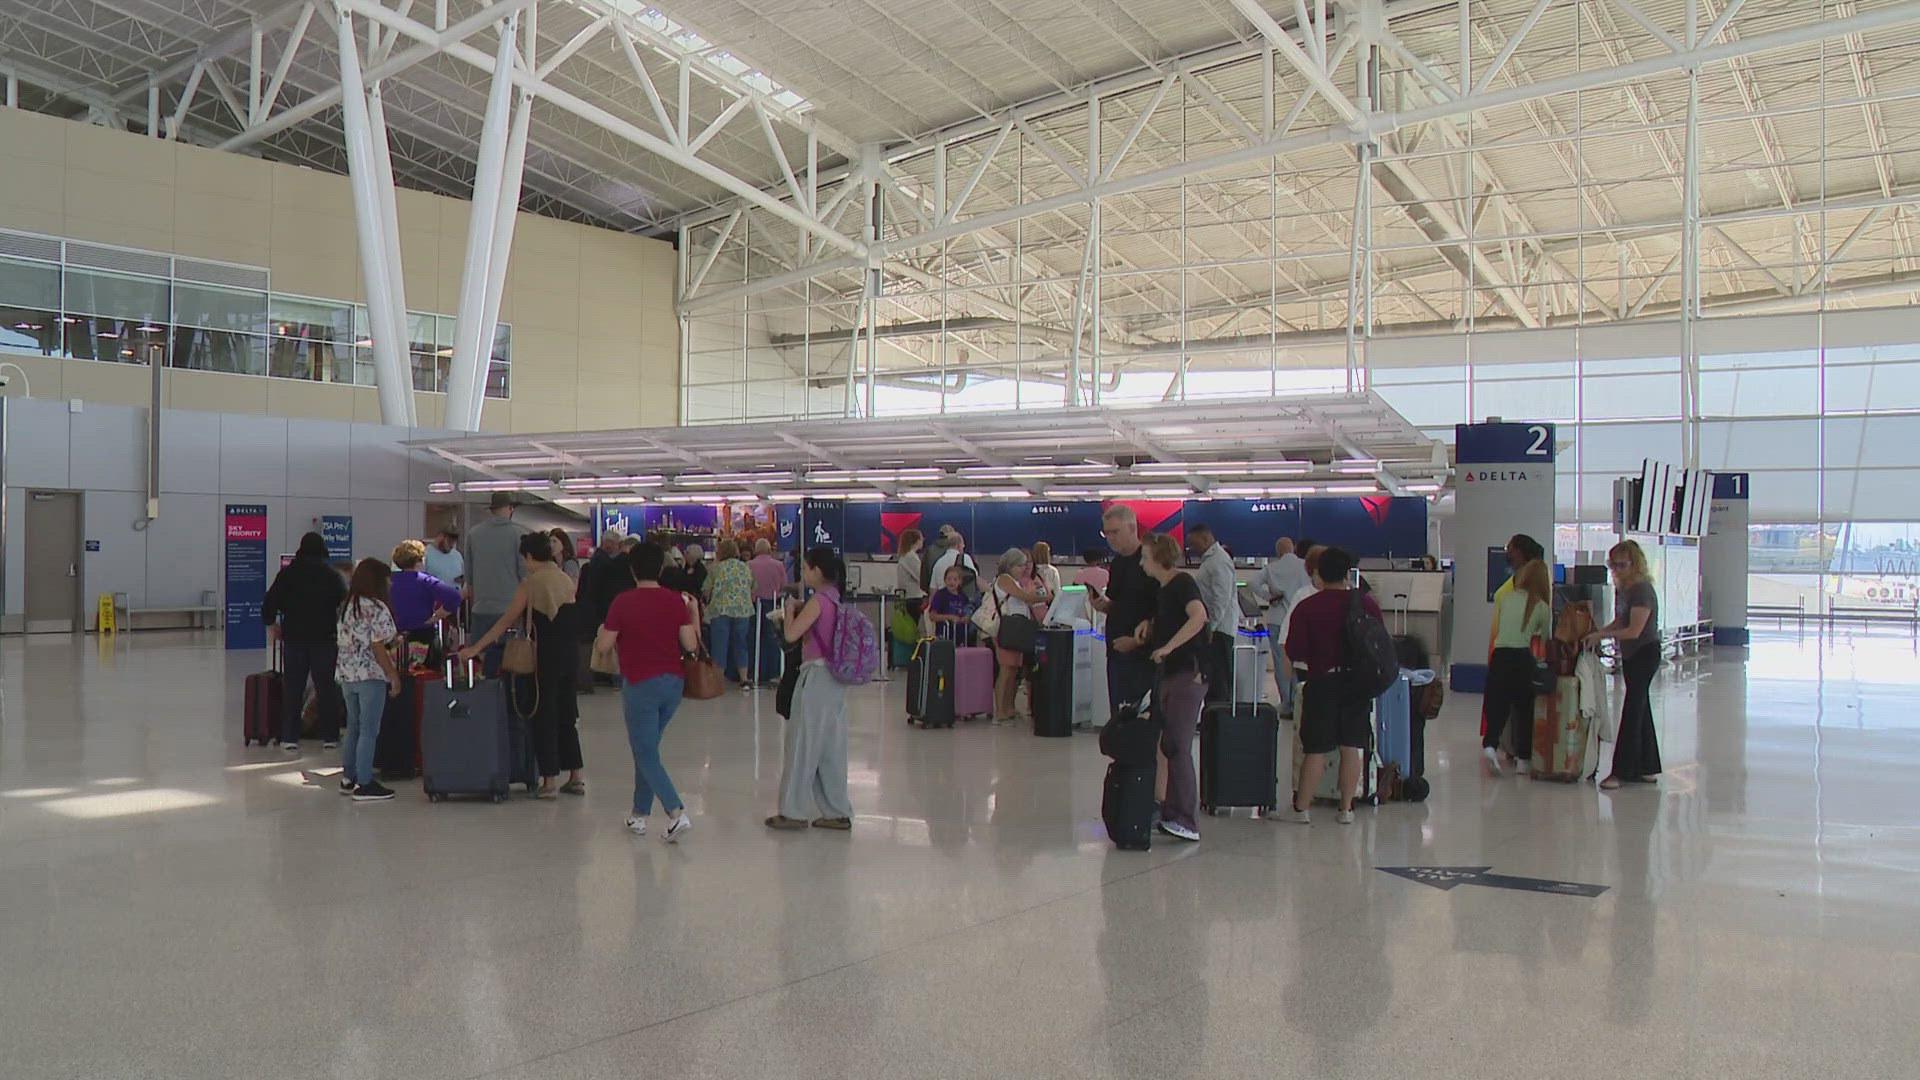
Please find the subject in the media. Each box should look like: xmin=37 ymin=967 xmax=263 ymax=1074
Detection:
xmin=1199 ymin=642 xmax=1280 ymax=814
xmin=1099 ymin=695 xmax=1159 ymax=851
xmin=907 ymin=637 xmax=957 ymax=728
xmin=422 ymin=659 xmax=514 ymax=803
xmin=1030 ymin=627 xmax=1076 ymax=737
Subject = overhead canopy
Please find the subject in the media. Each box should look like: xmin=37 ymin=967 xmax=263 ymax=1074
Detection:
xmin=407 ymin=392 xmax=1447 ymax=503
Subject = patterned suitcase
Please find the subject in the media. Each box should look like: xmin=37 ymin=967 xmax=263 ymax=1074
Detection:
xmin=1530 ymin=675 xmax=1593 ymax=781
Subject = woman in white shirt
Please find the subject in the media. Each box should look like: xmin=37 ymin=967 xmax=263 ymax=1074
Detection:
xmin=989 ymin=547 xmax=1049 ymax=724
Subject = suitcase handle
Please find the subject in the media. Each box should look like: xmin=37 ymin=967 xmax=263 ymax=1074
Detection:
xmin=444 ymin=656 xmax=480 ymax=689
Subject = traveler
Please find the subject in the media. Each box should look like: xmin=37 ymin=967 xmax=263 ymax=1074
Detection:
xmin=748 ymin=538 xmax=789 ymax=683
xmin=1280 ymin=546 xmax=1382 ymax=825
xmin=550 ymin=528 xmax=581 ymax=584
xmin=896 ymin=528 xmax=926 ymax=622
xmin=705 ymin=539 xmax=757 ymax=687
xmin=1091 ymin=505 xmax=1159 ymax=711
xmin=1128 ymin=532 xmax=1210 ymax=842
xmin=595 ymin=542 xmax=696 ymax=841
xmin=925 ymin=526 xmax=979 ymax=598
xmin=766 ymin=546 xmax=855 ymax=832
xmin=680 ymin=544 xmax=708 ymax=598
xmin=1030 ymin=541 xmax=1063 ymax=599
xmin=335 ymin=557 xmax=402 ymax=801
xmin=621 ymin=536 xmax=641 ymax=554
xmin=460 ymin=533 xmax=584 ymax=799
xmin=582 ymin=528 xmax=631 ymax=625
xmin=1483 ymin=559 xmax=1553 ymax=774
xmin=423 ymin=526 xmax=465 ymax=591
xmin=1588 ymin=540 xmax=1663 ymax=790
xmin=1073 ymin=548 xmax=1111 ymax=593
xmin=927 ymin=564 xmax=974 ymax=639
xmin=1252 ymin=537 xmax=1310 ymax=709
xmin=988 ymin=547 xmax=1049 ymax=725
xmin=261 ymin=531 xmax=347 ymax=754
xmin=1188 ymin=524 xmax=1239 ymax=705
xmin=388 ymin=539 xmax=462 ymax=638
xmin=467 ymin=492 xmax=532 ymax=667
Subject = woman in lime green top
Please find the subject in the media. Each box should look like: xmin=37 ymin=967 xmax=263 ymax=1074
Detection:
xmin=1483 ymin=558 xmax=1552 ymax=773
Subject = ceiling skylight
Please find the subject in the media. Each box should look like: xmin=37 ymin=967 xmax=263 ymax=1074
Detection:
xmin=576 ymin=0 xmax=813 ymax=113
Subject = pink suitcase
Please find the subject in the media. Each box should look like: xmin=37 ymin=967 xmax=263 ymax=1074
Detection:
xmin=954 ymin=645 xmax=995 ymax=721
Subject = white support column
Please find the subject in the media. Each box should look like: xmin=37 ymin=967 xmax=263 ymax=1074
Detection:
xmin=146 ymin=79 xmax=159 ymax=136
xmin=366 ymin=80 xmax=416 ymax=426
xmin=472 ymin=88 xmax=534 ymax=420
xmin=446 ymin=14 xmax=520 ymax=432
xmin=1681 ymin=65 xmax=1702 ymax=467
xmin=335 ymin=5 xmax=412 ymax=427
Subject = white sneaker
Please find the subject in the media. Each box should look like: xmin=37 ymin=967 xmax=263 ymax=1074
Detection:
xmin=1157 ymin=820 xmax=1200 ymax=842
xmin=624 ymin=815 xmax=647 ymax=836
xmin=1514 ymin=760 xmax=1531 ymax=775
xmin=1482 ymin=746 xmax=1503 ymax=773
xmin=663 ymin=812 xmax=692 ymax=843
xmin=281 ymin=741 xmax=301 ymax=756
xmin=1274 ymin=805 xmax=1310 ymax=824
xmin=1337 ymin=809 xmax=1356 ymax=825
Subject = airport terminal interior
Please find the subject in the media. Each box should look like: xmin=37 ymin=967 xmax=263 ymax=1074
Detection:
xmin=2 ymin=1 xmax=1919 ymax=1077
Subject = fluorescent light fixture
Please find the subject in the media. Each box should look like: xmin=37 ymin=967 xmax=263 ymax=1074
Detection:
xmin=675 ymin=472 xmax=792 ymax=486
xmin=1334 ymin=463 xmax=1381 ymax=475
xmin=136 ymin=325 xmax=164 ymax=333
xmin=96 ymin=331 xmax=120 ymax=339
xmin=1093 ymin=487 xmax=1193 ymax=498
xmin=427 ymin=481 xmax=455 ymax=494
xmin=551 ymin=498 xmax=592 ymax=507
xmin=1213 ymin=485 xmax=1315 ymax=497
xmin=457 ymin=479 xmax=551 ymax=492
xmin=559 ymin=475 xmax=665 ymax=489
xmin=956 ymin=465 xmax=1110 ymax=479
xmin=1135 ymin=460 xmax=1312 ymax=477
xmin=654 ymin=494 xmax=709 ymax=503
xmin=1405 ymin=483 xmax=1442 ymax=493
xmin=767 ymin=493 xmax=803 ymax=502
xmin=986 ymin=489 xmax=1034 ymax=498
xmin=1322 ymin=483 xmax=1379 ymax=494
xmin=847 ymin=491 xmax=887 ymax=501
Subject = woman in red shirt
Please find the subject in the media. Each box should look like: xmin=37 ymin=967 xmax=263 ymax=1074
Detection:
xmin=595 ymin=542 xmax=700 ymax=843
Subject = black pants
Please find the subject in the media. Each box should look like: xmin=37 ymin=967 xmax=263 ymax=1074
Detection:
xmin=1107 ymin=645 xmax=1156 ymax=715
xmin=1611 ymin=647 xmax=1663 ymax=780
xmin=1483 ymin=647 xmax=1537 ymax=760
xmin=1202 ymin=630 xmax=1236 ymax=705
xmin=282 ymin=641 xmax=341 ymax=744
xmin=526 ymin=652 xmax=584 ymax=777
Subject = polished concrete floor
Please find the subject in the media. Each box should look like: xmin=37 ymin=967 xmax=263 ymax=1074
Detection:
xmin=2 ymin=629 xmax=1916 ymax=1079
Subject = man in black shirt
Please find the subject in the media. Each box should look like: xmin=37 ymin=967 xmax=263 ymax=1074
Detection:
xmin=1091 ymin=504 xmax=1159 ymax=714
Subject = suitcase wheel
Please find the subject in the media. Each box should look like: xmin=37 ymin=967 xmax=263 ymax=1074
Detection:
xmin=427 ymin=791 xmax=446 ymax=803
xmin=492 ymin=793 xmax=506 ymax=803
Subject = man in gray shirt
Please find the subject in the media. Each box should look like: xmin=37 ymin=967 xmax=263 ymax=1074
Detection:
xmin=1188 ymin=524 xmax=1241 ymax=705
xmin=1252 ymin=536 xmax=1311 ymax=710
xmin=466 ymin=493 xmax=531 ymax=657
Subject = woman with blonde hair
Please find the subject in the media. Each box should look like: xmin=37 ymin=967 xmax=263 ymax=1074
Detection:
xmin=988 ymin=547 xmax=1050 ymax=724
xmin=1586 ymin=540 xmax=1662 ymax=789
xmin=1482 ymin=557 xmax=1553 ymax=774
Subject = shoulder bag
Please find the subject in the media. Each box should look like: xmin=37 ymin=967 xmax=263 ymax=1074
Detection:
xmin=680 ymin=595 xmax=725 ymax=699
xmin=971 ymin=585 xmax=1002 ymax=641
xmin=501 ymin=606 xmax=538 ymax=676
xmin=995 ymin=583 xmax=1037 ymax=655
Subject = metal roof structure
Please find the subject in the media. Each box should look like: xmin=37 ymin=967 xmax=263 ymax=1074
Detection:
xmin=406 ymin=392 xmax=1446 ymax=502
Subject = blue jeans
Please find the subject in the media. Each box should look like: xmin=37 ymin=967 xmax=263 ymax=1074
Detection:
xmin=622 ymin=674 xmax=685 ymax=816
xmin=340 ymin=679 xmax=388 ymax=786
xmin=710 ymin=614 xmax=753 ymax=681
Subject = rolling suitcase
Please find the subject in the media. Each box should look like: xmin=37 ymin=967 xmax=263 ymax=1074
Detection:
xmin=954 ymin=644 xmax=995 ymax=722
xmin=1200 ymin=640 xmax=1279 ymax=813
xmin=1031 ymin=627 xmax=1076 ymax=737
xmin=1373 ymin=673 xmax=1413 ymax=789
xmin=1102 ymin=763 xmax=1155 ymax=851
xmin=1100 ymin=695 xmax=1159 ymax=850
xmin=374 ymin=670 xmax=424 ymax=779
xmin=421 ymin=660 xmax=513 ymax=803
xmin=243 ymin=646 xmax=284 ymax=746
xmin=908 ymin=637 xmax=957 ymax=728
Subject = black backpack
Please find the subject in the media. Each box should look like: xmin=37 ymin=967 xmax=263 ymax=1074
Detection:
xmin=1343 ymin=589 xmax=1400 ymax=698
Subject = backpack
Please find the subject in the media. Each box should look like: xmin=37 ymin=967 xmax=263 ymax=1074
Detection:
xmin=816 ymin=597 xmax=880 ymax=685
xmin=1343 ymin=589 xmax=1400 ymax=698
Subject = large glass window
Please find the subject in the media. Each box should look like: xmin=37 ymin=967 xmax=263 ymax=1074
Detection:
xmin=269 ymin=295 xmax=355 ymax=383
xmin=0 ymin=257 xmax=60 ymax=357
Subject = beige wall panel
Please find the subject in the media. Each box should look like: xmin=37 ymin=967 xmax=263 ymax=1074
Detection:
xmin=167 ymin=369 xmax=272 ymax=414
xmin=64 ymin=121 xmax=174 ymax=180
xmin=60 ymin=362 xmax=152 ymax=408
xmin=65 ymin=170 xmax=178 ymax=236
xmin=2 ymin=355 xmax=67 ymax=400
xmin=413 ymin=392 xmax=446 ymax=428
xmin=635 ymin=385 xmax=678 ymax=427
xmin=577 ymin=383 xmax=641 ymax=430
xmin=479 ymin=397 xmax=513 ymax=433
xmin=509 ymin=400 xmax=577 ymax=433
xmin=270 ymin=162 xmax=353 ymax=216
xmin=0 ymin=206 xmax=65 ymax=238
xmin=0 ymin=159 xmax=68 ymax=221
xmin=175 ymin=144 xmax=271 ymax=200
xmin=267 ymin=379 xmax=359 ymax=422
xmin=574 ymin=332 xmax=642 ymax=375
xmin=174 ymin=192 xmax=273 ymax=264
xmin=0 ymin=107 xmax=68 ymax=163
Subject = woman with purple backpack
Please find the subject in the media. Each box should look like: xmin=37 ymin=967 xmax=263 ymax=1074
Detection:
xmin=766 ymin=546 xmax=857 ymax=832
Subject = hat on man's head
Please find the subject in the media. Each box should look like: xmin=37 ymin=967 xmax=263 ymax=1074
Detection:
xmin=489 ymin=491 xmax=517 ymax=510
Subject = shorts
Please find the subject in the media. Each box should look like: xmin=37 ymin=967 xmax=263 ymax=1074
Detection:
xmin=1299 ymin=676 xmax=1371 ymax=755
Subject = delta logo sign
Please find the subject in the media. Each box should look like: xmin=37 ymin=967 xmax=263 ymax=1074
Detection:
xmin=1361 ymin=495 xmax=1392 ymax=528
xmin=879 ymin=511 xmax=924 ymax=553
xmin=1460 ymin=468 xmax=1533 ymax=483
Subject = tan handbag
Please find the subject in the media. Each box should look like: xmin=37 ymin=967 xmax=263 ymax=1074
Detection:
xmin=590 ymin=641 xmax=621 ymax=677
xmin=501 ymin=608 xmax=537 ymax=676
xmin=680 ymin=594 xmax=724 ymax=699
